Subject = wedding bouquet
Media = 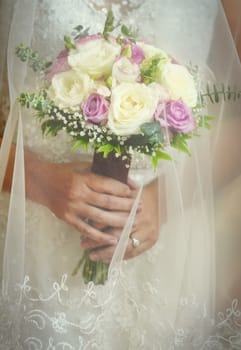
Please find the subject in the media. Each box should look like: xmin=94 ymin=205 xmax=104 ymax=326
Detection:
xmin=16 ymin=11 xmax=238 ymax=285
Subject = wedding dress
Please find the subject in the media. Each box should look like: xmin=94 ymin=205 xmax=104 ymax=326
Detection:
xmin=0 ymin=0 xmax=241 ymax=349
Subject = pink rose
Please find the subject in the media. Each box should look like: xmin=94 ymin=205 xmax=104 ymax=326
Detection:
xmin=130 ymin=43 xmax=145 ymax=64
xmin=82 ymin=93 xmax=109 ymax=124
xmin=47 ymin=49 xmax=70 ymax=80
xmin=154 ymin=100 xmax=196 ymax=134
xmin=122 ymin=40 xmax=145 ymax=64
xmin=75 ymin=34 xmax=101 ymax=45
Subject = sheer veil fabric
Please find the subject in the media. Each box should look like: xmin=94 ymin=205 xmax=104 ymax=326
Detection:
xmin=0 ymin=0 xmax=241 ymax=349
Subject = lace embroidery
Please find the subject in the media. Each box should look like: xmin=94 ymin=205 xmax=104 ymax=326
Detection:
xmin=1 ymin=273 xmax=241 ymax=349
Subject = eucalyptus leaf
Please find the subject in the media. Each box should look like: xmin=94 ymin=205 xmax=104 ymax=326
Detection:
xmin=16 ymin=44 xmax=51 ymax=72
xmin=140 ymin=121 xmax=164 ymax=144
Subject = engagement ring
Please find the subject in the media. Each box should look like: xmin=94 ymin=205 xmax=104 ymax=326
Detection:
xmin=131 ymin=237 xmax=140 ymax=248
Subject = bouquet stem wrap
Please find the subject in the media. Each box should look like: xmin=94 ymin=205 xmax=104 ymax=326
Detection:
xmin=91 ymin=150 xmax=131 ymax=184
xmin=82 ymin=150 xmax=131 ymax=285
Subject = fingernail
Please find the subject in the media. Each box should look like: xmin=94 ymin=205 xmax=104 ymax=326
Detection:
xmin=109 ymin=237 xmax=118 ymax=244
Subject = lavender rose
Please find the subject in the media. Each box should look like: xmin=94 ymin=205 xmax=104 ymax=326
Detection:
xmin=154 ymin=100 xmax=196 ymax=134
xmin=82 ymin=93 xmax=109 ymax=124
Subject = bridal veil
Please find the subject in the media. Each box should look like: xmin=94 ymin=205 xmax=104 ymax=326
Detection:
xmin=0 ymin=0 xmax=241 ymax=348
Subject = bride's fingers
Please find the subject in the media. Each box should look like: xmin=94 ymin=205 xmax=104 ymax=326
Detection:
xmin=80 ymin=227 xmax=120 ymax=250
xmin=76 ymin=204 xmax=130 ymax=228
xmin=88 ymin=239 xmax=150 ymax=263
xmin=80 ymin=236 xmax=116 ymax=250
xmin=127 ymin=177 xmax=139 ymax=192
xmin=88 ymin=229 xmax=151 ymax=262
xmin=80 ymin=222 xmax=140 ymax=250
xmin=124 ymin=232 xmax=149 ymax=259
xmin=68 ymin=215 xmax=118 ymax=245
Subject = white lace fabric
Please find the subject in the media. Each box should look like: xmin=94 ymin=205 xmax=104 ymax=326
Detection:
xmin=0 ymin=0 xmax=241 ymax=349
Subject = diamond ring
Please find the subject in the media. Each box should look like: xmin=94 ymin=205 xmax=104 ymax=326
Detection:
xmin=131 ymin=237 xmax=140 ymax=248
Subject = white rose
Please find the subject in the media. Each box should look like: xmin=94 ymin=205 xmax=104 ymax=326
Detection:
xmin=149 ymin=82 xmax=170 ymax=101
xmin=161 ymin=63 xmax=197 ymax=107
xmin=68 ymin=36 xmax=121 ymax=79
xmin=108 ymin=82 xmax=158 ymax=136
xmin=95 ymin=84 xmax=111 ymax=97
xmin=137 ymin=41 xmax=169 ymax=60
xmin=112 ymin=57 xmax=140 ymax=84
xmin=48 ymin=69 xmax=94 ymax=108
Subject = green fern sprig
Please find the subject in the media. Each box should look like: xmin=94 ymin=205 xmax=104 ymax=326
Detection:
xmin=201 ymin=83 xmax=241 ymax=104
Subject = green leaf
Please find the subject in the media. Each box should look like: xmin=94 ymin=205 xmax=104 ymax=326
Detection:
xmin=64 ymin=35 xmax=76 ymax=50
xmin=15 ymin=44 xmax=52 ymax=72
xmin=96 ymin=144 xmax=114 ymax=158
xmin=71 ymin=139 xmax=89 ymax=151
xmin=73 ymin=25 xmax=90 ymax=40
xmin=120 ymin=24 xmax=137 ymax=42
xmin=122 ymin=45 xmax=132 ymax=58
xmin=105 ymin=76 xmax=112 ymax=89
xmin=140 ymin=121 xmax=161 ymax=136
xmin=198 ymin=115 xmax=215 ymax=129
xmin=201 ymin=83 xmax=241 ymax=104
xmin=171 ymin=133 xmax=191 ymax=155
xmin=151 ymin=150 xmax=172 ymax=169
xmin=140 ymin=54 xmax=165 ymax=84
xmin=114 ymin=144 xmax=122 ymax=155
xmin=127 ymin=134 xmax=149 ymax=147
xmin=41 ymin=120 xmax=63 ymax=136
xmin=18 ymin=91 xmax=54 ymax=119
xmin=140 ymin=121 xmax=164 ymax=144
xmin=103 ymin=10 xmax=116 ymax=39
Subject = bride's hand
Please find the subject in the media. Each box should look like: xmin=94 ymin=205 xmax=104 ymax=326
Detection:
xmin=24 ymin=150 xmax=136 ymax=245
xmin=81 ymin=179 xmax=166 ymax=262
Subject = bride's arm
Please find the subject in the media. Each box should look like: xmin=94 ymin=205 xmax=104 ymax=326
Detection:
xmin=222 ymin=0 xmax=241 ymax=60
xmin=212 ymin=0 xmax=241 ymax=190
xmin=212 ymin=117 xmax=241 ymax=192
